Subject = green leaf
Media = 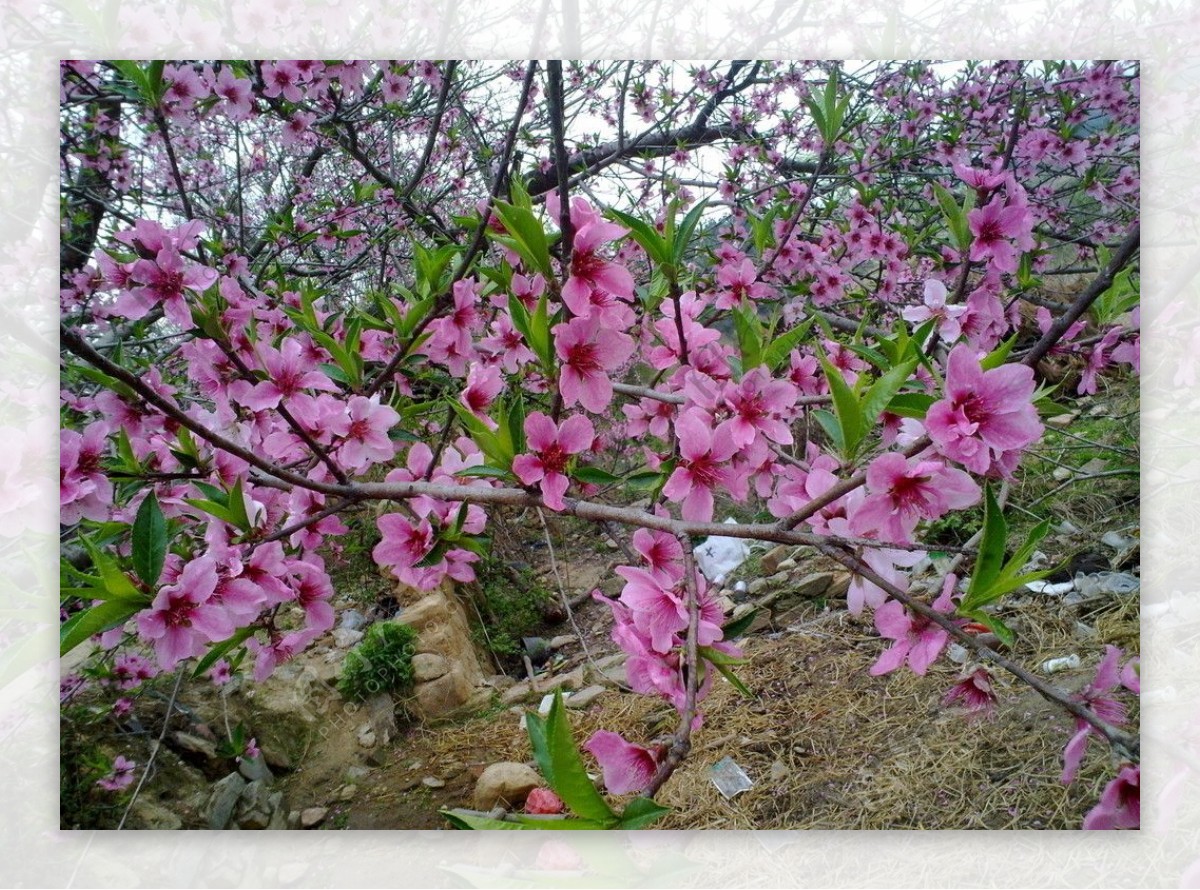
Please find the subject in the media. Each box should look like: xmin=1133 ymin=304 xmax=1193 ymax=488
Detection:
xmin=932 ymin=182 xmax=971 ymax=252
xmin=618 ymin=797 xmax=671 ymax=829
xmin=811 ymin=408 xmax=845 ymax=454
xmin=441 ymin=809 xmax=528 ymax=830
xmin=861 ymin=357 xmax=919 ymax=427
xmin=191 ymin=627 xmax=255 ymax=679
xmin=670 ymin=198 xmax=710 ymax=265
xmin=625 ymin=470 xmax=665 ymax=491
xmin=491 ymin=201 xmax=553 ymax=277
xmin=572 ymin=466 xmax=619 ymax=485
xmin=762 ymin=315 xmax=816 ymax=371
xmin=732 ymin=305 xmax=764 ymax=370
xmin=965 ymin=484 xmax=1007 ymax=603
xmin=817 ymin=352 xmax=864 ymax=458
xmin=720 ymin=608 xmax=759 ymax=640
xmin=183 ymin=498 xmax=240 ymax=527
xmin=885 ymin=392 xmax=937 ymax=419
xmin=131 ymin=492 xmax=167 ymax=587
xmin=961 ymin=611 xmax=1017 ymax=649
xmin=454 ymin=465 xmax=514 ymax=479
xmin=712 ymin=662 xmax=754 ymax=698
xmin=697 ymin=644 xmax=748 ymax=666
xmin=80 ymin=537 xmax=144 ymax=603
xmin=528 ymin=690 xmax=618 ymax=826
xmin=980 ymin=333 xmax=1019 ymax=370
xmin=60 ymin=599 xmax=143 ymax=657
xmin=439 ymin=808 xmax=605 ymax=830
xmin=607 ymin=208 xmax=672 ymax=267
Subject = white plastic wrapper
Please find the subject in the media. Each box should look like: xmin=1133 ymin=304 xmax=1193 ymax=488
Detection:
xmin=694 ymin=518 xmax=752 ymax=585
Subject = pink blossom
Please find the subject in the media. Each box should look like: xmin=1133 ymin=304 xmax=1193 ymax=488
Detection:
xmin=1061 ymin=645 xmax=1132 ymax=784
xmin=967 ymin=195 xmax=1031 ymax=274
xmin=61 ymin=423 xmax=112 ymax=524
xmin=524 ymin=787 xmax=565 ymax=814
xmin=661 ymin=408 xmax=743 ymax=522
xmin=332 ymin=395 xmax=399 ymax=471
xmin=631 ymin=528 xmax=684 ymax=583
xmin=374 ymin=514 xmax=435 ymax=575
xmin=851 ymin=453 xmax=980 ymax=543
xmin=212 ymin=66 xmax=253 ymax=120
xmin=552 ymin=316 xmax=634 ymax=413
xmin=715 ymin=257 xmax=773 ymax=309
xmin=511 ymin=412 xmax=594 ymax=511
xmin=902 ymin=279 xmax=967 ymax=342
xmin=718 ymin=367 xmax=797 ymax=448
xmin=926 ymin=345 xmax=1043 ymax=475
xmin=1082 ymin=765 xmax=1140 ymax=830
xmin=870 ymin=578 xmax=957 ymax=676
xmin=238 ymin=338 xmax=339 ymax=412
xmin=116 ymin=246 xmax=218 ymax=327
xmin=136 ymin=556 xmax=235 ymax=670
xmin=459 ymin=363 xmax=504 ymax=425
xmin=583 ymin=730 xmax=664 ymax=795
xmin=614 ymin=565 xmax=689 ymax=654
xmin=96 ymin=755 xmax=137 ymax=792
xmin=942 ymin=667 xmax=998 ymax=719
xmin=246 ymin=628 xmax=320 ymax=681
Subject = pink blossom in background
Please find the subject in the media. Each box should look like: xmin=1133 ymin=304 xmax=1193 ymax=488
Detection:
xmin=902 ymin=279 xmax=967 ymax=342
xmin=512 ymin=411 xmax=594 ymax=511
xmin=331 ymin=394 xmax=400 ymax=471
xmin=583 ymin=730 xmax=664 ymax=795
xmin=61 ymin=423 xmax=113 ymax=524
xmin=96 ymin=755 xmax=136 ymax=792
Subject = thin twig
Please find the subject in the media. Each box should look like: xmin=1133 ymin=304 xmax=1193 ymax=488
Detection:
xmin=117 ymin=667 xmax=186 ymax=830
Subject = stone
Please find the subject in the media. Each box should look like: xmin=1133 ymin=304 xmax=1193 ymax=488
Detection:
xmin=473 ymin=762 xmax=541 ymax=811
xmin=748 ymin=577 xmax=770 ymax=595
xmin=501 ymin=681 xmax=533 ymax=705
xmin=422 ymin=776 xmax=446 ymax=789
xmin=339 ymin=609 xmax=369 ymax=631
xmin=235 ymin=779 xmax=276 ymax=829
xmin=365 ymin=693 xmax=398 ymax=746
xmin=338 ymin=784 xmax=358 ymax=802
xmin=549 ymin=634 xmax=575 ymax=650
xmin=776 ymin=558 xmax=798 ymax=573
xmin=484 ymin=674 xmax=517 ymax=691
xmin=238 ymin=755 xmax=274 ymax=784
xmin=205 ymin=773 xmax=247 ymax=830
xmin=357 ymin=725 xmax=376 ymax=748
xmin=262 ymin=745 xmax=292 ymax=771
xmin=267 ymin=797 xmax=288 ymax=830
xmin=128 ymin=798 xmax=183 ymax=830
xmin=565 ymin=685 xmax=608 ymax=709
xmin=544 ymin=666 xmax=585 ymax=692
xmin=300 ymin=806 xmax=328 ymax=829
xmin=792 ymin=572 xmax=835 ymax=600
xmin=719 ymin=596 xmax=736 ymax=615
xmin=170 ymin=730 xmax=219 ymax=762
xmin=825 ymin=572 xmax=852 ymax=600
xmin=411 ymin=653 xmax=450 ymax=682
xmin=760 ymin=545 xmax=791 ymax=575
xmin=332 ymin=627 xmax=364 ymax=649
xmin=413 ymin=666 xmax=491 ymax=720
xmin=769 ymin=761 xmax=790 ymax=782
xmin=345 ymin=765 xmax=371 ymax=782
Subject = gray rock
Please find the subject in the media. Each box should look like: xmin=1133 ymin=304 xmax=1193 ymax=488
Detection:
xmin=267 ymin=795 xmax=288 ymax=830
xmin=366 ymin=693 xmax=397 ymax=746
xmin=760 ymin=545 xmax=791 ymax=575
xmin=776 ymin=558 xmax=798 ymax=573
xmin=235 ymin=779 xmax=276 ymax=829
xmin=300 ymin=806 xmax=328 ymax=829
xmin=473 ymin=762 xmax=541 ymax=810
xmin=128 ymin=798 xmax=183 ymax=830
xmin=338 ymin=784 xmax=358 ymax=802
xmin=357 ymin=725 xmax=377 ymax=749
xmin=565 ymin=685 xmax=607 ymax=709
xmin=411 ymin=653 xmax=450 ymax=682
xmin=170 ymin=731 xmax=219 ymax=762
xmin=238 ymin=755 xmax=274 ymax=783
xmin=501 ymin=681 xmax=534 ymax=705
xmin=339 ymin=610 xmax=369 ymax=631
xmin=792 ymin=572 xmax=835 ymax=600
xmin=333 ymin=627 xmax=364 ymax=649
xmin=345 ymin=765 xmax=371 ymax=782
xmin=205 ymin=773 xmax=247 ymax=830
xmin=422 ymin=776 xmax=446 ymax=789
xmin=549 ymin=634 xmax=575 ymax=650
xmin=748 ymin=577 xmax=770 ymax=595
